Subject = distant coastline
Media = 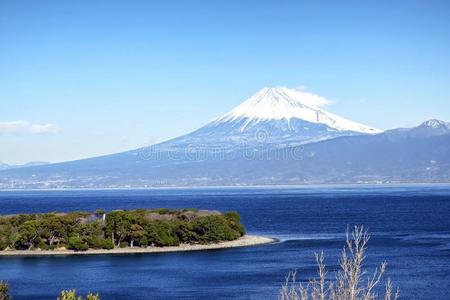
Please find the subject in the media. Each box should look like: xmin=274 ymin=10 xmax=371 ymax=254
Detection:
xmin=2 ymin=182 xmax=450 ymax=192
xmin=0 ymin=235 xmax=275 ymax=256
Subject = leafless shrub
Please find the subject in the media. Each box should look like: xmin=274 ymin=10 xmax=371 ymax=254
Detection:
xmin=279 ymin=226 xmax=399 ymax=300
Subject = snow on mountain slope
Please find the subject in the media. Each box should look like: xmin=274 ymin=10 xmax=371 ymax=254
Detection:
xmin=163 ymin=87 xmax=381 ymax=151
xmin=420 ymin=119 xmax=450 ymax=130
xmin=159 ymin=87 xmax=381 ymax=150
xmin=212 ymin=87 xmax=380 ymax=133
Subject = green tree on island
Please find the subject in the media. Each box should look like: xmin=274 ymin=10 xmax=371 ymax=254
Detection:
xmin=0 ymin=209 xmax=245 ymax=252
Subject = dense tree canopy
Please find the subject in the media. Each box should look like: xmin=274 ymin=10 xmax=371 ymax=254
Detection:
xmin=0 ymin=209 xmax=245 ymax=251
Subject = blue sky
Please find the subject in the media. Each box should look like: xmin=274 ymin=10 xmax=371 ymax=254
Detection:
xmin=1 ymin=0 xmax=450 ymax=164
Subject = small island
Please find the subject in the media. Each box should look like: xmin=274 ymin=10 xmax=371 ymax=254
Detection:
xmin=0 ymin=208 xmax=274 ymax=256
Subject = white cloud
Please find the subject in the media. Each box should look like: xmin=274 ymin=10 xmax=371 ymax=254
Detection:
xmin=290 ymin=86 xmax=334 ymax=107
xmin=0 ymin=120 xmax=61 ymax=135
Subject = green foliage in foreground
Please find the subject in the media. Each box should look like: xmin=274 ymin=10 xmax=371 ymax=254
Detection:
xmin=0 ymin=282 xmax=100 ymax=300
xmin=58 ymin=289 xmax=99 ymax=300
xmin=0 ymin=209 xmax=245 ymax=251
xmin=0 ymin=281 xmax=10 ymax=300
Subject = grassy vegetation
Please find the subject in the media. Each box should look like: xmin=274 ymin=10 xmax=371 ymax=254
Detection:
xmin=0 ymin=209 xmax=245 ymax=251
xmin=57 ymin=289 xmax=99 ymax=300
xmin=0 ymin=283 xmax=99 ymax=300
xmin=279 ymin=226 xmax=398 ymax=300
xmin=0 ymin=281 xmax=10 ymax=300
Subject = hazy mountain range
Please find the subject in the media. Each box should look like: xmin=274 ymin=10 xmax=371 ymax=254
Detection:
xmin=1 ymin=87 xmax=449 ymax=189
xmin=0 ymin=161 xmax=49 ymax=171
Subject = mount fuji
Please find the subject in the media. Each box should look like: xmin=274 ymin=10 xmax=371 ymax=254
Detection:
xmin=155 ymin=87 xmax=380 ymax=151
xmin=1 ymin=87 xmax=449 ymax=188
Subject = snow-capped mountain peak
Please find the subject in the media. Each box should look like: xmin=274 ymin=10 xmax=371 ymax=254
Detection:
xmin=421 ymin=119 xmax=449 ymax=129
xmin=152 ymin=86 xmax=382 ymax=151
xmin=213 ymin=87 xmax=381 ymax=134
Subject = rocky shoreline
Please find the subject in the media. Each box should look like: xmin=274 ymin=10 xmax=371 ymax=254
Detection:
xmin=0 ymin=235 xmax=275 ymax=256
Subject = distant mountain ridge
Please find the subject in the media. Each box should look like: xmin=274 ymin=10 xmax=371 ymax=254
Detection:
xmin=0 ymin=161 xmax=49 ymax=171
xmin=385 ymin=119 xmax=450 ymax=138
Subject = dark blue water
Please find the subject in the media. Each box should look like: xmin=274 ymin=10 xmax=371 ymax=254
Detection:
xmin=1 ymin=185 xmax=450 ymax=299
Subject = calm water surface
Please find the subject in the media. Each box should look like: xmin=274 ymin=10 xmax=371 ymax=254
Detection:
xmin=0 ymin=185 xmax=450 ymax=299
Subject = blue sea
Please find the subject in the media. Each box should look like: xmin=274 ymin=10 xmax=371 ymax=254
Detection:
xmin=1 ymin=185 xmax=450 ymax=299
